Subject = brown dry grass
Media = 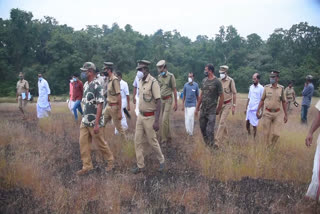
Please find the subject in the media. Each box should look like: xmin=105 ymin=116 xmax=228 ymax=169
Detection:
xmin=0 ymin=96 xmax=319 ymax=213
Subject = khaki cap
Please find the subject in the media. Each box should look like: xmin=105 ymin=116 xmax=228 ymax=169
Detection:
xmin=219 ymin=65 xmax=229 ymax=73
xmin=80 ymin=62 xmax=96 ymax=71
xmin=156 ymin=60 xmax=166 ymax=67
xmin=270 ymin=69 xmax=280 ymax=77
xmin=103 ymin=62 xmax=114 ymax=69
xmin=137 ymin=60 xmax=151 ymax=66
xmin=136 ymin=64 xmax=148 ymax=70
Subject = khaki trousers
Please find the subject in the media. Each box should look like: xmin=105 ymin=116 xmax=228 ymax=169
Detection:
xmin=134 ymin=114 xmax=164 ymax=168
xmin=262 ymin=111 xmax=281 ymax=145
xmin=104 ymin=105 xmax=126 ymax=139
xmin=215 ymin=102 xmax=232 ymax=146
xmin=160 ymin=97 xmax=172 ymax=142
xmin=79 ymin=126 xmax=114 ymax=169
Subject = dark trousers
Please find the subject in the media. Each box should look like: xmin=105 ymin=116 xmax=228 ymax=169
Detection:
xmin=199 ymin=110 xmax=216 ymax=146
xmin=301 ymin=105 xmax=309 ymax=124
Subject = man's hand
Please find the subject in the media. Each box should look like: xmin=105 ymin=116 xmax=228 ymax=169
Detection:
xmin=182 ymin=105 xmax=185 ymax=111
xmin=216 ymin=107 xmax=221 ymax=115
xmin=94 ymin=124 xmax=99 ymax=134
xmin=173 ymin=103 xmax=177 ymax=111
xmin=16 ymin=97 xmax=18 ymax=101
xmin=195 ymin=108 xmax=199 ymax=117
xmin=306 ymin=133 xmax=313 ymax=147
xmin=127 ymin=105 xmax=130 ymax=111
xmin=153 ymin=120 xmax=159 ymax=131
xmin=118 ymin=110 xmax=122 ymax=120
xmin=256 ymin=112 xmax=262 ymax=119
xmin=284 ymin=114 xmax=288 ymax=123
xmin=232 ymin=106 xmax=236 ymax=115
xmin=48 ymin=96 xmax=50 ymax=102
xmin=133 ymin=97 xmax=136 ymax=104
xmin=244 ymin=109 xmax=247 ymax=115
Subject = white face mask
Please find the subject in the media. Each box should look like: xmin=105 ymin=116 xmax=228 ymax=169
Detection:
xmin=220 ymin=73 xmax=226 ymax=79
xmin=188 ymin=77 xmax=192 ymax=83
xmin=97 ymin=74 xmax=100 ymax=77
xmin=137 ymin=71 xmax=144 ymax=80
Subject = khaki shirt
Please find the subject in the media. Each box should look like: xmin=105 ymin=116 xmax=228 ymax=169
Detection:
xmin=261 ymin=84 xmax=286 ymax=110
xmin=219 ymin=76 xmax=237 ymax=101
xmin=284 ymin=87 xmax=295 ymax=101
xmin=139 ymin=74 xmax=161 ymax=112
xmin=158 ymin=71 xmax=176 ymax=97
xmin=107 ymin=74 xmax=120 ymax=104
xmin=16 ymin=79 xmax=29 ymax=95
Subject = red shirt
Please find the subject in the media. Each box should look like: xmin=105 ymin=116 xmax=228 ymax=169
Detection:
xmin=72 ymin=80 xmax=83 ymax=101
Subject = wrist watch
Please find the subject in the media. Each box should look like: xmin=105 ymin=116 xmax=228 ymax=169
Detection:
xmin=233 ymin=104 xmax=236 ymax=107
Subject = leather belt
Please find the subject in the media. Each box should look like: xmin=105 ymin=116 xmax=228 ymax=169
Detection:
xmin=224 ymin=99 xmax=232 ymax=104
xmin=109 ymin=103 xmax=118 ymax=106
xmin=140 ymin=111 xmax=155 ymax=117
xmin=162 ymin=95 xmax=172 ymax=100
xmin=266 ymin=108 xmax=280 ymax=113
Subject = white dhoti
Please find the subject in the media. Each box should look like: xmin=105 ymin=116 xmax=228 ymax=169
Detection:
xmin=37 ymin=79 xmax=51 ymax=118
xmin=306 ymin=135 xmax=320 ymax=200
xmin=246 ymin=109 xmax=259 ymax=127
xmin=135 ymin=95 xmax=139 ymax=116
xmin=115 ymin=108 xmax=128 ymax=135
xmin=185 ymin=107 xmax=195 ymax=135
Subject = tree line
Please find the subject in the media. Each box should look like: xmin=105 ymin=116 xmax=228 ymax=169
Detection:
xmin=0 ymin=8 xmax=319 ymax=96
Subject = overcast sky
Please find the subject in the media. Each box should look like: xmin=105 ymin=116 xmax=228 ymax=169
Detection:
xmin=0 ymin=0 xmax=319 ymax=40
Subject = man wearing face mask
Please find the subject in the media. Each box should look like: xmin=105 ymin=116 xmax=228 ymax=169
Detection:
xmin=71 ymin=73 xmax=84 ymax=121
xmin=156 ymin=60 xmax=178 ymax=145
xmin=284 ymin=81 xmax=296 ymax=113
xmin=103 ymin=62 xmax=127 ymax=140
xmin=245 ymin=73 xmax=264 ymax=138
xmin=133 ymin=60 xmax=150 ymax=116
xmin=215 ymin=65 xmax=237 ymax=147
xmin=195 ymin=64 xmax=224 ymax=148
xmin=182 ymin=72 xmax=199 ymax=136
xmin=131 ymin=63 xmax=165 ymax=174
xmin=77 ymin=62 xmax=114 ymax=175
xmin=257 ymin=70 xmax=288 ymax=145
xmin=16 ymin=72 xmax=29 ymax=120
xmin=37 ymin=73 xmax=51 ymax=118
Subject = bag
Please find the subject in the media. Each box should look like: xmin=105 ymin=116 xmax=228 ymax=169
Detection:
xmin=306 ymin=135 xmax=320 ymax=200
xmin=68 ymin=100 xmax=75 ymax=115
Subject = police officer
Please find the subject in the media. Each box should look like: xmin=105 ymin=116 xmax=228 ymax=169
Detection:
xmin=215 ymin=65 xmax=237 ymax=146
xmin=16 ymin=72 xmax=29 ymax=120
xmin=131 ymin=62 xmax=165 ymax=174
xmin=284 ymin=81 xmax=296 ymax=112
xmin=103 ymin=62 xmax=126 ymax=140
xmin=195 ymin=64 xmax=224 ymax=148
xmin=257 ymin=70 xmax=288 ymax=145
xmin=77 ymin=62 xmax=114 ymax=175
xmin=156 ymin=60 xmax=178 ymax=144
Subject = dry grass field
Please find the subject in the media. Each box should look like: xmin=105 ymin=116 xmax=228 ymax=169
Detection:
xmin=0 ymin=95 xmax=320 ymax=213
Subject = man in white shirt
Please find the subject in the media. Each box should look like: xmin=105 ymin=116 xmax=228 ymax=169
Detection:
xmin=37 ymin=73 xmax=51 ymax=118
xmin=115 ymin=72 xmax=130 ymax=134
xmin=245 ymin=73 xmax=264 ymax=138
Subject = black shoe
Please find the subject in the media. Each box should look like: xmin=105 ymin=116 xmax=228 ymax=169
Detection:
xmin=131 ymin=166 xmax=145 ymax=174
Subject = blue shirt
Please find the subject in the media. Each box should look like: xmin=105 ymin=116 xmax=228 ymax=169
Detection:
xmin=302 ymin=83 xmax=314 ymax=106
xmin=183 ymin=82 xmax=199 ymax=107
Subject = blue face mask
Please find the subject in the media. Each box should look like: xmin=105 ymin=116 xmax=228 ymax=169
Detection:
xmin=160 ymin=71 xmax=166 ymax=76
xmin=38 ymin=77 xmax=43 ymax=81
xmin=81 ymin=72 xmax=87 ymax=80
xmin=73 ymin=78 xmax=77 ymax=82
xmin=270 ymin=78 xmax=276 ymax=84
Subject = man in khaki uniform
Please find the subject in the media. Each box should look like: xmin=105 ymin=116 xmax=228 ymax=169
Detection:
xmin=77 ymin=62 xmax=114 ymax=175
xmin=156 ymin=60 xmax=178 ymax=144
xmin=131 ymin=63 xmax=165 ymax=174
xmin=257 ymin=70 xmax=288 ymax=145
xmin=103 ymin=62 xmax=126 ymax=140
xmin=16 ymin=72 xmax=29 ymax=120
xmin=215 ymin=65 xmax=237 ymax=146
xmin=284 ymin=81 xmax=296 ymax=112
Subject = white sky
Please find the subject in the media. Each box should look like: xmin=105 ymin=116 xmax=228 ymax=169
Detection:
xmin=0 ymin=0 xmax=319 ymax=40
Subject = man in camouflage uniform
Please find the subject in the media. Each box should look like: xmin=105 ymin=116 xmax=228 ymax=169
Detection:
xmin=195 ymin=64 xmax=224 ymax=147
xmin=156 ymin=60 xmax=178 ymax=144
xmin=284 ymin=81 xmax=295 ymax=113
xmin=77 ymin=62 xmax=114 ymax=175
xmin=131 ymin=62 xmax=165 ymax=174
xmin=215 ymin=65 xmax=237 ymax=147
xmin=16 ymin=72 xmax=29 ymax=120
xmin=103 ymin=62 xmax=126 ymax=140
xmin=257 ymin=70 xmax=288 ymax=145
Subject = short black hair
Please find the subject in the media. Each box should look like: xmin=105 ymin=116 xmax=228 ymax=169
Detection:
xmin=116 ymin=72 xmax=122 ymax=78
xmin=206 ymin=64 xmax=215 ymax=72
xmin=256 ymin=73 xmax=260 ymax=80
xmin=188 ymin=72 xmax=194 ymax=77
xmin=73 ymin=73 xmax=79 ymax=77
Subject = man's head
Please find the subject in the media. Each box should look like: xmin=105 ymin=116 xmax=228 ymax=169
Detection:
xmin=137 ymin=60 xmax=151 ymax=67
xmin=269 ymin=69 xmax=280 ymax=84
xmin=288 ymin=81 xmax=293 ymax=88
xmin=19 ymin=72 xmax=24 ymax=80
xmin=306 ymin=75 xmax=313 ymax=83
xmin=103 ymin=62 xmax=114 ymax=77
xmin=73 ymin=73 xmax=79 ymax=81
xmin=252 ymin=73 xmax=260 ymax=85
xmin=116 ymin=72 xmax=122 ymax=80
xmin=136 ymin=64 xmax=149 ymax=79
xmin=188 ymin=72 xmax=194 ymax=83
xmin=80 ymin=62 xmax=96 ymax=79
xmin=204 ymin=64 xmax=215 ymax=77
xmin=219 ymin=65 xmax=229 ymax=79
xmin=38 ymin=73 xmax=43 ymax=81
xmin=156 ymin=60 xmax=167 ymax=75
